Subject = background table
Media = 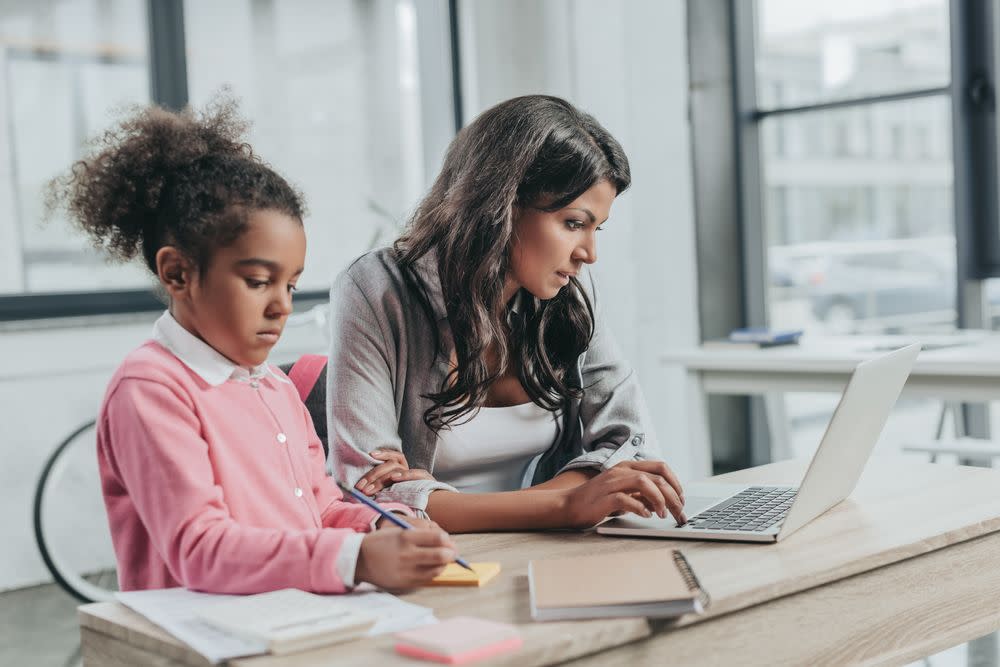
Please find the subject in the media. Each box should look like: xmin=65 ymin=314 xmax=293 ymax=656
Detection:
xmin=663 ymin=332 xmax=1000 ymax=474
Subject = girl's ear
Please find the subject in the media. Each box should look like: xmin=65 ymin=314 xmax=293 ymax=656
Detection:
xmin=155 ymin=246 xmax=194 ymax=298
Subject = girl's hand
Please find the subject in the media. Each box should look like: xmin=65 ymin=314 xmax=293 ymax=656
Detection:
xmin=559 ymin=460 xmax=686 ymax=529
xmin=355 ymin=449 xmax=435 ymax=496
xmin=355 ymin=527 xmax=455 ymax=591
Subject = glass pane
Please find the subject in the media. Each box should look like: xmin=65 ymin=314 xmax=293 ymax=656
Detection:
xmin=755 ymin=0 xmax=949 ymax=108
xmin=0 ymin=1 xmax=151 ymax=295
xmin=763 ymin=95 xmax=954 ymax=477
xmin=765 ymin=95 xmax=954 ymax=336
xmin=184 ymin=0 xmax=429 ymax=292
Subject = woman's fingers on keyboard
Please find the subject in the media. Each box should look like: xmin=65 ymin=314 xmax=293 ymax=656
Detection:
xmin=615 ymin=460 xmax=685 ymax=504
xmin=611 ymin=492 xmax=651 ymax=518
xmin=648 ymin=473 xmax=686 ymax=523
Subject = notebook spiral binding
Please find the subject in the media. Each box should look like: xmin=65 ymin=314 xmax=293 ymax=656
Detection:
xmin=672 ymin=551 xmax=711 ymax=609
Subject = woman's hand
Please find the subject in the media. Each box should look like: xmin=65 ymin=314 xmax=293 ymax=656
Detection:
xmin=376 ymin=514 xmax=441 ymax=531
xmin=558 ymin=460 xmax=686 ymax=529
xmin=355 ymin=527 xmax=455 ymax=591
xmin=355 ymin=449 xmax=435 ymax=496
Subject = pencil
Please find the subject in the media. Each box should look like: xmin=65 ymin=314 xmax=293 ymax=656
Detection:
xmin=337 ymin=481 xmax=475 ymax=571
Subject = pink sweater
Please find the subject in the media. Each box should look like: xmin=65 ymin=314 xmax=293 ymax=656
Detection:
xmin=98 ymin=341 xmax=403 ymax=594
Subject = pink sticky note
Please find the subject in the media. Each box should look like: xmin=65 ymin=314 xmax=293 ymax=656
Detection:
xmin=394 ymin=616 xmax=523 ymax=665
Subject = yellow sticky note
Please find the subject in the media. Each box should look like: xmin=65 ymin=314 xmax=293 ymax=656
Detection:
xmin=428 ymin=562 xmax=501 ymax=587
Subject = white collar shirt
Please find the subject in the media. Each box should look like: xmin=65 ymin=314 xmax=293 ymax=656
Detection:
xmin=151 ymin=310 xmax=290 ymax=387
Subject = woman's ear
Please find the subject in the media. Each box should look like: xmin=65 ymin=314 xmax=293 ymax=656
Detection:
xmin=155 ymin=246 xmax=194 ymax=298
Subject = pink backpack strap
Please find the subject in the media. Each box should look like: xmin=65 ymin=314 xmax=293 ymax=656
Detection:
xmin=286 ymin=354 xmax=328 ymax=402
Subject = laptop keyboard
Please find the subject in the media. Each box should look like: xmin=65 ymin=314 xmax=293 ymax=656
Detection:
xmin=685 ymin=486 xmax=797 ymax=532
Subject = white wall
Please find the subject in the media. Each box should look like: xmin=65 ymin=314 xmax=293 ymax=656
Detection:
xmin=0 ymin=47 xmax=23 ymax=287
xmin=460 ymin=0 xmax=705 ymax=477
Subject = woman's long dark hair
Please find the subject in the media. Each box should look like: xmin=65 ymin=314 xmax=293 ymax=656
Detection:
xmin=394 ymin=95 xmax=630 ymax=430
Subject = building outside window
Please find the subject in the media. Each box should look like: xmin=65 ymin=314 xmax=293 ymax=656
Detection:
xmin=0 ymin=0 xmax=150 ymax=297
xmin=0 ymin=0 xmax=447 ymax=316
xmin=184 ymin=0 xmax=428 ymax=293
xmin=744 ymin=0 xmax=957 ymax=465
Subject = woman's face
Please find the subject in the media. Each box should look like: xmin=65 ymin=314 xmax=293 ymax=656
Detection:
xmin=507 ymin=179 xmax=617 ymax=301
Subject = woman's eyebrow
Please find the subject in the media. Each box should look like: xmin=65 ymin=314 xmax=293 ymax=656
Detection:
xmin=565 ymin=207 xmax=596 ymax=223
xmin=567 ymin=207 xmax=611 ymax=226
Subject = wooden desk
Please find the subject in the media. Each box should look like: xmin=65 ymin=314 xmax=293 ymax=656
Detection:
xmin=79 ymin=459 xmax=1000 ymax=666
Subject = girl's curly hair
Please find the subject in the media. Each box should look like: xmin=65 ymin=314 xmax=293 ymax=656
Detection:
xmin=47 ymin=94 xmax=305 ymax=275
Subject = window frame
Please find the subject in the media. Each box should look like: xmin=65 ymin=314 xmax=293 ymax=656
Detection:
xmin=0 ymin=0 xmax=460 ymax=321
xmin=728 ymin=0 xmax=997 ymax=452
xmin=732 ymin=0 xmax=997 ymax=330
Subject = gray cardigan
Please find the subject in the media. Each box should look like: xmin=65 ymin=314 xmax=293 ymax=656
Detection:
xmin=326 ymin=248 xmax=663 ymax=511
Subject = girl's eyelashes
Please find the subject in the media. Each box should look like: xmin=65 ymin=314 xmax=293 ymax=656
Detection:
xmin=245 ymin=277 xmax=299 ymax=293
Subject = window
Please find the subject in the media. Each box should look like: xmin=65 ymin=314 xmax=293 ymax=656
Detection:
xmin=736 ymin=0 xmax=959 ymax=465
xmin=0 ymin=0 xmax=456 ymax=319
xmin=0 ymin=1 xmax=151 ymax=299
xmin=753 ymin=0 xmax=950 ymax=109
xmin=184 ymin=0 xmax=434 ymax=293
xmin=750 ymin=2 xmax=955 ymax=338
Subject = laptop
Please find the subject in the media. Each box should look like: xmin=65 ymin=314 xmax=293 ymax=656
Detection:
xmin=597 ymin=343 xmax=920 ymax=543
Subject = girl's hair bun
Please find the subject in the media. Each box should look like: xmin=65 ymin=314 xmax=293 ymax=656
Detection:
xmin=47 ymin=92 xmax=304 ymax=274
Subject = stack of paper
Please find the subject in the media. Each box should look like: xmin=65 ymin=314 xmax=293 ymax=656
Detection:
xmin=196 ymin=589 xmax=376 ymax=655
xmin=116 ymin=587 xmax=436 ymax=664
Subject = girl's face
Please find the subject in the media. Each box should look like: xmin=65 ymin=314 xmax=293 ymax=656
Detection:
xmin=507 ymin=179 xmax=616 ymax=301
xmin=173 ymin=209 xmax=306 ymax=368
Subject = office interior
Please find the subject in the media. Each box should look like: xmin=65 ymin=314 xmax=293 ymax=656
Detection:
xmin=1 ymin=0 xmax=998 ymax=665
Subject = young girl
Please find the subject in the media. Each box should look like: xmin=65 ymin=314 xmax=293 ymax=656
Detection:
xmin=48 ymin=98 xmax=455 ymax=594
xmin=327 ymin=95 xmax=686 ymax=532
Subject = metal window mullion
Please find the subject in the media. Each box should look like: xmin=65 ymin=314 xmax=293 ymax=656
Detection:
xmin=951 ymin=0 xmax=999 ymax=288
xmin=447 ymin=0 xmax=463 ymax=131
xmin=732 ymin=0 xmax=766 ymax=329
xmin=951 ymin=0 xmax=995 ymax=442
xmin=147 ymin=0 xmax=188 ymax=110
xmin=0 ymin=288 xmax=331 ymax=322
xmin=756 ymin=86 xmax=952 ymax=120
xmin=415 ymin=0 xmax=460 ymax=186
xmin=731 ymin=0 xmax=775 ymax=467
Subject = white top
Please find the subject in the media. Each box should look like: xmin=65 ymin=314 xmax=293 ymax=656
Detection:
xmin=152 ymin=311 xmax=290 ymax=387
xmin=433 ymin=402 xmax=560 ymax=493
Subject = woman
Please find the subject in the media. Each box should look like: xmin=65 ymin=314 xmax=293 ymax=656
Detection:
xmin=327 ymin=95 xmax=685 ymax=532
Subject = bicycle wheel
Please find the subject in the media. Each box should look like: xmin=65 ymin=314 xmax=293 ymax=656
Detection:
xmin=33 ymin=420 xmax=119 ymax=603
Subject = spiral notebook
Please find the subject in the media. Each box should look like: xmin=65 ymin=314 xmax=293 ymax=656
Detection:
xmin=528 ymin=548 xmax=709 ymax=621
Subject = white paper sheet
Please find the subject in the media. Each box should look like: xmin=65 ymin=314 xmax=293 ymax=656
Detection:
xmin=116 ymin=589 xmax=266 ymax=664
xmin=116 ymin=587 xmax=437 ymax=664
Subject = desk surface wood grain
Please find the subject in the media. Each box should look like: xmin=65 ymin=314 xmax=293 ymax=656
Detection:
xmin=79 ymin=457 xmax=1000 ymax=666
